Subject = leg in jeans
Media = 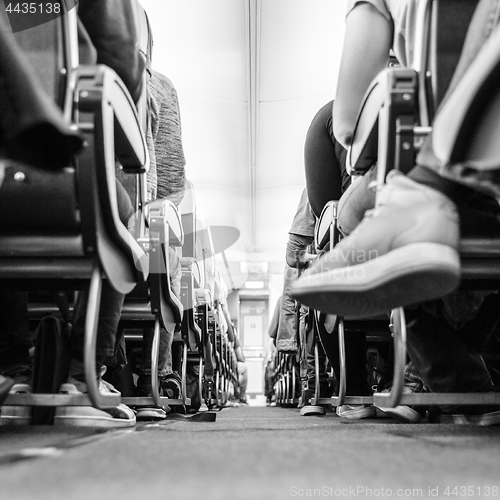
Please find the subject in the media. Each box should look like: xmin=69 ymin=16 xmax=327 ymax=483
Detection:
xmin=406 ymin=308 xmax=494 ymax=396
xmin=0 ymin=292 xmax=32 ymax=381
xmin=411 ymin=292 xmax=500 ymax=396
xmin=237 ymin=361 xmax=248 ymax=401
xmin=277 ymin=265 xmax=300 ymax=353
xmin=317 ymin=320 xmax=372 ymax=397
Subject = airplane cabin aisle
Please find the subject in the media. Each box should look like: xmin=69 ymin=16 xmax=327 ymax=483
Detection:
xmin=1 ymin=405 xmax=500 ymax=500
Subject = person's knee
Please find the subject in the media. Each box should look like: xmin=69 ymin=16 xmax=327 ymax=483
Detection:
xmin=238 ymin=362 xmax=247 ymax=376
xmin=337 ymin=164 xmax=377 ymax=236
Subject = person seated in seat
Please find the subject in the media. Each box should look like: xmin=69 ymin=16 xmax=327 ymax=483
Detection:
xmin=306 ymin=0 xmax=419 ymax=231
xmin=292 ymin=0 xmax=500 ymax=425
xmin=281 ymin=189 xmax=332 ymax=410
xmin=133 ymin=68 xmax=186 ymax=420
xmin=264 ymin=338 xmax=276 ymax=406
xmin=221 ymin=307 xmax=247 ymax=405
xmin=289 ymin=97 xmax=390 ymax=418
xmin=0 ymin=0 xmax=146 ymax=427
xmin=233 ymin=334 xmax=248 ymax=405
xmin=285 ymin=188 xmax=378 ymax=419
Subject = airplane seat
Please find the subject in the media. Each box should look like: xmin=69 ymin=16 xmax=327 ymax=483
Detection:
xmin=0 ymin=5 xmax=149 ymax=412
xmin=212 ymin=270 xmax=234 ymax=406
xmin=194 ymin=216 xmax=215 ymax=306
xmin=179 ymin=180 xmax=204 ymax=292
xmin=176 ymin=180 xmax=208 ymax=409
xmin=217 ymin=272 xmax=240 ymax=401
xmin=117 ymin=3 xmax=190 ymax=410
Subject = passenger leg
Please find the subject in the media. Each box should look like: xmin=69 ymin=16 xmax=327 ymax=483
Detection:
xmin=0 ymin=292 xmax=32 ymax=383
xmin=276 ymin=266 xmax=300 ymax=353
xmin=304 ymin=100 xmax=349 ymax=218
xmin=292 ymin=170 xmax=461 ymax=317
xmin=54 ymin=179 xmax=136 ymax=427
xmin=292 ymin=0 xmax=500 ymax=316
xmin=0 ymin=292 xmax=31 ymax=423
xmin=406 ymin=298 xmax=500 ymax=425
xmin=237 ymin=361 xmax=248 ymax=404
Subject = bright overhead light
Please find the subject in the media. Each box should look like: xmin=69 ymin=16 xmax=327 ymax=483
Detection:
xmin=245 ymin=281 xmax=264 ymax=289
xmin=240 ymin=261 xmax=269 ymax=274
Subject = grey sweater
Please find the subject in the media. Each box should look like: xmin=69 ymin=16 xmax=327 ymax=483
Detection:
xmin=146 ymin=70 xmax=186 ymax=206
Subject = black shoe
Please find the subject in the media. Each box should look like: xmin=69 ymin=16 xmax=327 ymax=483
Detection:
xmin=376 ymin=380 xmax=425 ymax=423
xmin=0 ymin=375 xmax=15 ymax=405
xmin=428 ymin=404 xmax=500 ymax=426
xmin=160 ymin=372 xmax=182 ymax=400
xmin=133 ymin=381 xmax=167 ymax=421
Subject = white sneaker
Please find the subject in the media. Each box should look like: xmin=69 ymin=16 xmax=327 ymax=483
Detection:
xmin=292 ymin=172 xmax=460 ymax=317
xmin=0 ymin=384 xmax=32 ymax=426
xmin=54 ymin=379 xmax=136 ymax=428
xmin=336 ymin=404 xmax=376 ymax=420
xmin=376 ymin=381 xmax=423 ymax=423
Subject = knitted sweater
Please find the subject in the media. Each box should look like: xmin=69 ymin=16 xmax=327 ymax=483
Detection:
xmin=146 ymin=70 xmax=186 ymax=206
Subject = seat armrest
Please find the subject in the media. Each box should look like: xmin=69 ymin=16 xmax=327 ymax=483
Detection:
xmin=348 ymin=68 xmax=418 ymax=179
xmin=314 ymin=201 xmax=338 ymax=252
xmin=146 ymin=199 xmax=184 ymax=247
xmin=75 ymin=65 xmax=148 ymax=174
xmin=196 ymin=288 xmax=213 ymax=306
xmin=181 ymin=257 xmax=202 ymax=289
xmin=75 ymin=65 xmax=149 ymax=291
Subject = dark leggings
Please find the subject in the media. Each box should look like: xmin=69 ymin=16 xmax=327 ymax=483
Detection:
xmin=304 ymin=100 xmax=349 ymax=218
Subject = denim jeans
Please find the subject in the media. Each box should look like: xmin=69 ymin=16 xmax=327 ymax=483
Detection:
xmin=0 ymin=292 xmax=32 ymax=377
xmin=316 ymin=318 xmax=372 ymax=396
xmin=405 ymin=301 xmax=499 ymax=395
xmin=276 ymin=265 xmax=300 ymax=353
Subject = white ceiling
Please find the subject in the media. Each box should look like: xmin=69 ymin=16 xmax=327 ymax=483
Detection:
xmin=140 ymin=0 xmax=347 ymax=286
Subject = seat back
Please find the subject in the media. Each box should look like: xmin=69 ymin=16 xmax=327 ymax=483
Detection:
xmin=0 ymin=2 xmax=151 ymax=410
xmin=195 ymin=217 xmax=216 ymax=301
xmin=0 ymin=8 xmax=82 ymax=287
xmin=179 ymin=179 xmax=197 ymax=258
xmin=14 ymin=20 xmax=64 ymax=103
xmin=0 ymin=4 xmax=147 ymax=291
